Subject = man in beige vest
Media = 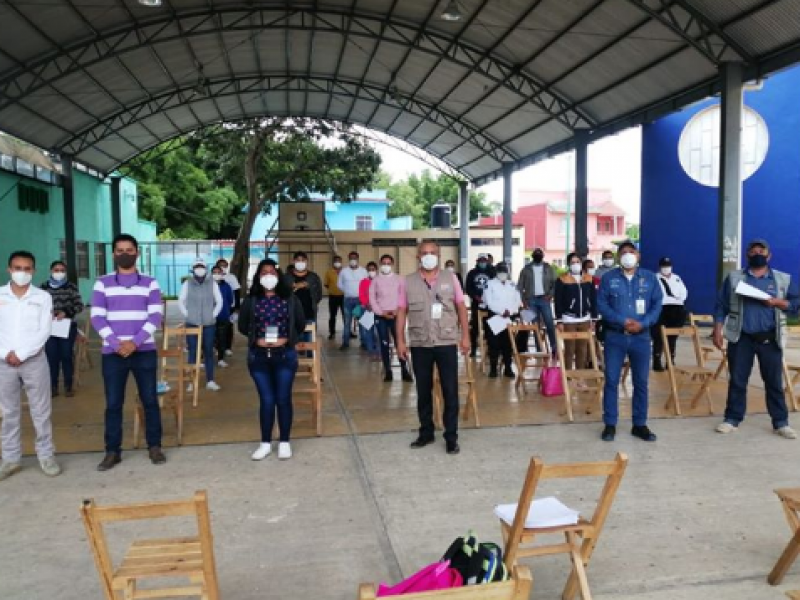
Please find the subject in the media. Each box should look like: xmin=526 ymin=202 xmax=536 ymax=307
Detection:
xmin=396 ymin=241 xmax=470 ymax=454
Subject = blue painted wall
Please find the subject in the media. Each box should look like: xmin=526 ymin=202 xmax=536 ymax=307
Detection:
xmin=641 ymin=67 xmax=800 ymax=314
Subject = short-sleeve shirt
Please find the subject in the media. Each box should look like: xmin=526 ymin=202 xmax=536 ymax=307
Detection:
xmin=254 ymin=295 xmax=289 ymax=339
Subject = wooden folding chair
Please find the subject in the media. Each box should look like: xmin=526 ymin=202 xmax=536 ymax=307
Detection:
xmin=72 ymin=315 xmax=95 ymax=390
xmin=769 ymin=488 xmax=800 ymax=586
xmin=478 ymin=309 xmax=490 ymax=374
xmin=134 ymin=346 xmax=186 ymax=448
xmin=295 ymin=338 xmax=323 ymax=436
xmin=783 ymin=326 xmax=800 ymax=412
xmin=163 ymin=326 xmax=203 ymax=408
xmin=786 ymin=592 xmax=800 ymax=599
xmin=662 ymin=325 xmax=715 ymax=416
xmin=499 ymin=453 xmax=629 ymax=600
xmin=433 ymin=356 xmax=480 ymax=428
xmin=508 ymin=322 xmax=551 ymax=393
xmin=689 ymin=313 xmax=728 ymax=380
xmin=81 ymin=490 xmax=220 ymax=600
xmin=555 ymin=328 xmax=604 ymax=422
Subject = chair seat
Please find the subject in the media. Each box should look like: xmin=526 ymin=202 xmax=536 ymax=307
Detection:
xmin=502 ymin=515 xmax=591 ymax=536
xmin=675 ymin=366 xmax=714 ymax=376
xmin=787 ymin=364 xmax=800 ymax=373
xmin=776 ymin=488 xmax=800 ymax=507
xmin=565 ymin=369 xmax=603 ymax=379
xmin=113 ymin=537 xmax=204 ymax=584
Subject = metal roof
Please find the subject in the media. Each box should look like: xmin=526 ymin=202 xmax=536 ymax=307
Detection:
xmin=1 ymin=0 xmax=800 ymax=185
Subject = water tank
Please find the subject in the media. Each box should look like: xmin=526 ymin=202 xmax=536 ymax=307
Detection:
xmin=430 ymin=203 xmax=452 ymax=228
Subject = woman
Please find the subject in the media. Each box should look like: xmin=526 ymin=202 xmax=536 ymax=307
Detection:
xmin=215 ymin=258 xmax=240 ymax=356
xmin=238 ymin=259 xmax=306 ymax=461
xmin=212 ymin=265 xmax=235 ymax=368
xmin=358 ymin=261 xmax=380 ymax=361
xmin=42 ymin=260 xmax=84 ymax=397
xmin=369 ymin=254 xmax=413 ymax=382
xmin=554 ymin=252 xmax=597 ymax=371
xmin=583 ymin=258 xmax=599 ymax=289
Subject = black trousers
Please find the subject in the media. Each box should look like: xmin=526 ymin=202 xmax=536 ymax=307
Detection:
xmin=486 ymin=312 xmax=513 ymax=369
xmin=651 ymin=304 xmax=686 ymax=359
xmin=328 ymin=295 xmax=344 ymax=335
xmin=469 ymin=302 xmax=482 ymax=351
xmin=215 ymin=320 xmax=233 ymax=361
xmin=410 ymin=345 xmax=459 ymax=443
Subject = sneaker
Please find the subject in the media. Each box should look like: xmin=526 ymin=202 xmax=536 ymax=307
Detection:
xmin=148 ymin=446 xmax=167 ymax=465
xmin=278 ymin=442 xmax=292 ymax=460
xmin=653 ymin=356 xmax=665 ymax=372
xmin=206 ymin=381 xmax=221 ymax=391
xmin=383 ymin=372 xmax=393 ymax=382
xmin=225 ymin=349 xmax=233 ymax=356
xmin=97 ymin=452 xmax=121 ymax=472
xmin=631 ymin=425 xmax=657 ymax=442
xmin=446 ymin=441 xmax=460 ymax=455
xmin=488 ymin=368 xmax=498 ymax=378
xmin=217 ymin=360 xmax=229 ymax=368
xmin=715 ymin=422 xmax=738 ymax=434
xmin=601 ymin=425 xmax=616 ymax=442
xmin=0 ymin=461 xmax=22 ymax=481
xmin=39 ymin=457 xmax=62 ymax=477
xmin=251 ymin=442 xmax=272 ymax=460
xmin=186 ymin=383 xmax=194 ymax=393
xmin=328 ymin=332 xmax=335 ymax=340
xmin=775 ymin=426 xmax=798 ymax=440
xmin=410 ymin=436 xmax=435 ymax=449
xmin=503 ymin=367 xmax=515 ymax=379
xmin=401 ymin=370 xmax=414 ymax=383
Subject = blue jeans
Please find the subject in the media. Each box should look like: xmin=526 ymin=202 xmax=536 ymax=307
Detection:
xmin=102 ymin=351 xmax=162 ymax=453
xmin=187 ymin=323 xmax=216 ymax=383
xmin=375 ymin=316 xmax=409 ymax=373
xmin=248 ymin=347 xmax=298 ymax=442
xmin=602 ymin=331 xmax=651 ymax=427
xmin=724 ymin=333 xmax=789 ymax=428
xmin=361 ymin=321 xmax=377 ymax=354
xmin=342 ymin=297 xmax=360 ymax=347
xmin=45 ymin=323 xmax=77 ymax=390
xmin=527 ymin=296 xmax=557 ymax=352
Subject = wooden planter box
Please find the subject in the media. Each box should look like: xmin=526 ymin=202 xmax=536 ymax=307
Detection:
xmin=358 ymin=565 xmax=532 ymax=600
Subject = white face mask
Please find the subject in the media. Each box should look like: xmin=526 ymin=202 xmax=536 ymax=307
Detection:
xmin=620 ymin=253 xmax=638 ymax=270
xmin=446 ymin=266 xmax=455 ymax=272
xmin=294 ymin=261 xmax=307 ymax=272
xmin=219 ymin=265 xmax=229 ymax=274
xmin=349 ymin=259 xmax=358 ymax=268
xmin=420 ymin=254 xmax=438 ymax=270
xmin=333 ymin=262 xmax=342 ymax=269
xmin=11 ymin=271 xmax=32 ymax=286
xmin=368 ymin=271 xmax=377 ymax=279
xmin=660 ymin=267 xmax=672 ymax=276
xmin=587 ymin=268 xmax=597 ymax=277
xmin=51 ymin=272 xmax=66 ymax=281
xmin=260 ymin=274 xmax=278 ymax=290
xmin=213 ymin=274 xmax=224 ymax=282
xmin=569 ymin=263 xmax=582 ymax=275
xmin=380 ymin=264 xmax=392 ymax=275
xmin=496 ymin=272 xmax=509 ymax=282
xmin=193 ymin=267 xmax=207 ymax=278
xmin=602 ymin=259 xmax=614 ymax=268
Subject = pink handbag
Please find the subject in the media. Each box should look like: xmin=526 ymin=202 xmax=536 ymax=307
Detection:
xmin=540 ymin=365 xmax=564 ymax=397
xmin=376 ymin=561 xmax=463 ymax=596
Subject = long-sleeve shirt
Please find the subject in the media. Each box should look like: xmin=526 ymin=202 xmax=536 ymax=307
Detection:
xmin=657 ymin=273 xmax=688 ymax=306
xmin=216 ymin=280 xmax=235 ymax=321
xmin=324 ymin=268 xmax=344 ymax=296
xmin=338 ymin=266 xmax=368 ymax=299
xmin=0 ymin=283 xmax=53 ymax=362
xmin=91 ymin=272 xmax=163 ymax=354
xmin=714 ymin=268 xmax=800 ymax=333
xmin=369 ymin=272 xmax=403 ymax=316
xmin=597 ymin=268 xmax=663 ymax=330
xmin=484 ymin=279 xmax=522 ymax=316
xmin=41 ymin=281 xmax=84 ymax=319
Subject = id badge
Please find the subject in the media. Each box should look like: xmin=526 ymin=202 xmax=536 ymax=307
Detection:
xmin=635 ymin=299 xmax=646 ymax=315
xmin=265 ymin=326 xmax=279 ymax=343
xmin=431 ymin=302 xmax=443 ymax=320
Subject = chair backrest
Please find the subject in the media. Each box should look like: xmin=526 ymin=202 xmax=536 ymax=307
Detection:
xmin=661 ymin=325 xmax=704 ymax=367
xmin=509 ymin=322 xmax=549 ymax=357
xmin=296 ymin=339 xmax=322 ymax=384
xmin=504 ymin=453 xmax=628 ymax=568
xmin=157 ymin=346 xmax=187 ymax=395
xmin=163 ymin=325 xmax=203 ymax=368
xmin=555 ymin=329 xmax=600 ymax=370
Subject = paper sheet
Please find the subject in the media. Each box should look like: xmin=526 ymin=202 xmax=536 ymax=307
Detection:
xmin=735 ymin=280 xmax=772 ymax=301
xmin=520 ymin=309 xmax=536 ymax=324
xmin=359 ymin=310 xmax=375 ymax=330
xmin=494 ymin=496 xmax=580 ymax=529
xmin=50 ymin=318 xmax=72 ymax=339
xmin=487 ymin=315 xmax=510 ymax=335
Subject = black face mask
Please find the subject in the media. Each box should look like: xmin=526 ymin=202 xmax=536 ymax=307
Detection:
xmin=748 ymin=254 xmax=768 ymax=268
xmin=115 ymin=254 xmax=137 ymax=269
xmin=532 ymin=254 xmax=543 ymax=264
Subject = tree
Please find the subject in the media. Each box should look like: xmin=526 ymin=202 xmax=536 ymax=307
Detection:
xmin=625 ymin=223 xmax=640 ymax=240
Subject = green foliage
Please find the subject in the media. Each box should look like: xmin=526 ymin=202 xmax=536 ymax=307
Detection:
xmin=625 ymin=223 xmax=640 ymax=240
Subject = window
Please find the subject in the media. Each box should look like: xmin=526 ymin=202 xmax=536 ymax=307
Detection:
xmin=94 ymin=243 xmax=107 ymax=277
xmin=469 ymin=237 xmax=520 ymax=246
xmin=355 ymin=215 xmax=373 ymax=231
xmin=76 ymin=241 xmax=90 ymax=279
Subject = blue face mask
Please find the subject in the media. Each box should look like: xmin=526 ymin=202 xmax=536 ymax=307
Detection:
xmin=477 ymin=262 xmax=487 ymax=270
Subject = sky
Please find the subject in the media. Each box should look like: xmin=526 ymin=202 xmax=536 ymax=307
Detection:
xmin=375 ymin=126 xmax=643 ymax=223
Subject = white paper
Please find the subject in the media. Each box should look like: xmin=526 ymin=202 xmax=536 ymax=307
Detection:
xmin=487 ymin=315 xmax=510 ymax=335
xmin=494 ymin=496 xmax=580 ymax=529
xmin=359 ymin=310 xmax=375 ymax=330
xmin=735 ymin=280 xmax=772 ymax=301
xmin=520 ymin=309 xmax=536 ymax=323
xmin=51 ymin=318 xmax=72 ymax=339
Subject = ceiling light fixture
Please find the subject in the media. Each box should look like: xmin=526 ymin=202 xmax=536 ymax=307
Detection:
xmin=138 ymin=0 xmax=163 ymax=7
xmin=441 ymin=0 xmax=462 ymax=21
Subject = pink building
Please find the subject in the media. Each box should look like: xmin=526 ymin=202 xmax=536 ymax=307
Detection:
xmin=479 ymin=189 xmax=626 ymax=267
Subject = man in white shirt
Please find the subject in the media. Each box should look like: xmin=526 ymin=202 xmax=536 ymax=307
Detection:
xmin=651 ymin=257 xmax=689 ymax=371
xmin=337 ymin=251 xmax=368 ymax=350
xmin=0 ymin=250 xmax=60 ymax=480
xmin=484 ymin=263 xmax=522 ymax=378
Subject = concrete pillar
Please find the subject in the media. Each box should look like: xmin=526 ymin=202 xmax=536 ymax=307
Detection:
xmin=110 ymin=176 xmax=122 ymax=238
xmin=718 ymin=62 xmax=744 ymax=285
xmin=574 ymin=130 xmax=589 ymax=257
xmin=502 ymin=162 xmax=513 ymax=269
xmin=61 ymin=155 xmax=78 ymax=283
xmin=458 ymin=180 xmax=469 ymax=275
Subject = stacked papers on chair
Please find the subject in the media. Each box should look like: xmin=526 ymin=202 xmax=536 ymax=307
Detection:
xmin=494 ymin=496 xmax=580 ymax=528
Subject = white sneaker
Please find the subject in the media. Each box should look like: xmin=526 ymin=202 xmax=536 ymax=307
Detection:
xmin=0 ymin=461 xmax=22 ymax=481
xmin=217 ymin=360 xmax=229 ymax=368
xmin=206 ymin=381 xmax=221 ymax=391
xmin=39 ymin=457 xmax=62 ymax=477
xmin=251 ymin=443 xmax=272 ymax=460
xmin=775 ymin=426 xmax=798 ymax=440
xmin=186 ymin=383 xmax=194 ymax=393
xmin=278 ymin=442 xmax=292 ymax=460
xmin=715 ymin=422 xmax=738 ymax=434
xmin=225 ymin=349 xmax=233 ymax=357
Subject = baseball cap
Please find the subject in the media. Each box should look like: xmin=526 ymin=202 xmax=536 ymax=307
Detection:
xmin=477 ymin=253 xmax=488 ymax=261
xmin=192 ymin=257 xmax=206 ymax=268
xmin=658 ymin=257 xmax=672 ymax=267
xmin=747 ymin=238 xmax=769 ymax=252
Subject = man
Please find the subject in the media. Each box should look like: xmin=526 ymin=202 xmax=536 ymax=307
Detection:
xmin=324 ymin=255 xmax=345 ymax=340
xmin=517 ymin=247 xmax=557 ymax=353
xmin=464 ymin=254 xmax=492 ymax=357
xmin=178 ymin=258 xmax=222 ymax=391
xmin=713 ymin=239 xmax=799 ymax=439
xmin=0 ymin=251 xmax=60 ymax=480
xmin=597 ymin=240 xmax=662 ymax=442
xmin=214 ymin=258 xmax=240 ymax=356
xmin=285 ymin=251 xmax=323 ymax=325
xmin=91 ymin=234 xmax=165 ymax=470
xmin=337 ymin=251 xmax=368 ymax=350
xmin=444 ymin=259 xmax=464 ymax=290
xmin=651 ymin=257 xmax=688 ymax=371
xmin=370 ymin=254 xmax=413 ymax=382
xmin=594 ymin=250 xmax=617 ymax=280
xmin=483 ymin=262 xmax=521 ymax=378
xmin=211 ymin=264 xmax=235 ymax=368
xmin=396 ymin=241 xmax=470 ymax=455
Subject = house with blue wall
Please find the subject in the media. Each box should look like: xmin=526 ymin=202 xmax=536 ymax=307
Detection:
xmin=640 ymin=65 xmax=800 ymax=313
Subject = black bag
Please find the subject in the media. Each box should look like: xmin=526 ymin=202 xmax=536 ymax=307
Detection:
xmin=441 ymin=531 xmax=509 ymax=585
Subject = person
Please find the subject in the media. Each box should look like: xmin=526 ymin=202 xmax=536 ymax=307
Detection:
xmin=713 ymin=239 xmax=799 ymax=439
xmin=370 ymin=254 xmax=413 ymax=382
xmin=212 ymin=265 xmax=235 ymax=368
xmin=359 ymin=261 xmax=380 ymax=361
xmin=338 ymin=251 xmax=368 ymax=350
xmin=465 ymin=254 xmax=492 ymax=358
xmin=0 ymin=250 xmax=61 ymax=480
xmin=238 ymin=259 xmax=306 ymax=460
xmin=324 ymin=255 xmax=345 ymax=340
xmin=554 ymin=253 xmax=598 ymax=372
xmin=594 ymin=250 xmax=617 ymax=280
xmin=91 ymin=234 xmax=165 ymax=471
xmin=214 ymin=258 xmax=241 ymax=356
xmin=444 ymin=259 xmax=464 ymax=290
xmin=396 ymin=241 xmax=470 ymax=455
xmin=483 ymin=262 xmax=521 ymax=378
xmin=42 ymin=260 xmax=84 ymax=397
xmin=284 ymin=251 xmax=323 ymax=354
xmin=597 ymin=240 xmax=662 ymax=443
xmin=179 ymin=258 xmax=222 ymax=392
xmin=583 ymin=258 xmax=599 ymax=288
xmin=517 ymin=247 xmax=557 ymax=354
xmin=651 ymin=257 xmax=688 ymax=371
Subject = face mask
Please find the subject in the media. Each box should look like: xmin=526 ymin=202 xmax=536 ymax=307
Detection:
xmin=660 ymin=267 xmax=672 ymax=276
xmin=748 ymin=254 xmax=768 ymax=268
xmin=193 ymin=267 xmax=206 ymax=278
xmin=333 ymin=262 xmax=342 ymax=269
xmin=421 ymin=254 xmax=438 ymax=270
xmin=477 ymin=262 xmax=487 ymax=270
xmin=349 ymin=259 xmax=358 ymax=268
xmin=115 ymin=254 xmax=137 ymax=269
xmin=588 ymin=268 xmax=597 ymax=277
xmin=602 ymin=259 xmax=614 ymax=268
xmin=11 ymin=271 xmax=32 ymax=286
xmin=532 ymin=254 xmax=543 ymax=264
xmin=51 ymin=272 xmax=66 ymax=281
xmin=295 ymin=261 xmax=307 ymax=272
xmin=260 ymin=274 xmax=278 ymax=290
xmin=219 ymin=265 xmax=229 ymax=274
xmin=569 ymin=263 xmax=582 ymax=275
xmin=497 ymin=272 xmax=509 ymax=282
xmin=368 ymin=271 xmax=377 ymax=279
xmin=446 ymin=266 xmax=455 ymax=272
xmin=213 ymin=274 xmax=223 ymax=282
xmin=620 ymin=253 xmax=637 ymax=270
xmin=380 ymin=264 xmax=392 ymax=275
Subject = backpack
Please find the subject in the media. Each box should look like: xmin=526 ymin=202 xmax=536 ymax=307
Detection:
xmin=441 ymin=531 xmax=510 ymax=585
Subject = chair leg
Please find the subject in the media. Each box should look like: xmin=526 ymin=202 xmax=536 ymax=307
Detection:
xmin=769 ymin=529 xmax=800 ymax=585
xmin=133 ymin=402 xmax=142 ymax=450
xmin=315 ymin=389 xmax=322 ymax=437
xmin=564 ymin=531 xmax=592 ymax=600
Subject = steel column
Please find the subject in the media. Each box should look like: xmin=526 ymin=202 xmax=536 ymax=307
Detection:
xmin=110 ymin=176 xmax=122 ymax=238
xmin=574 ymin=130 xmax=589 ymax=257
xmin=502 ymin=162 xmax=514 ymax=269
xmin=459 ymin=180 xmax=469 ymax=275
xmin=61 ymin=156 xmax=78 ymax=283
